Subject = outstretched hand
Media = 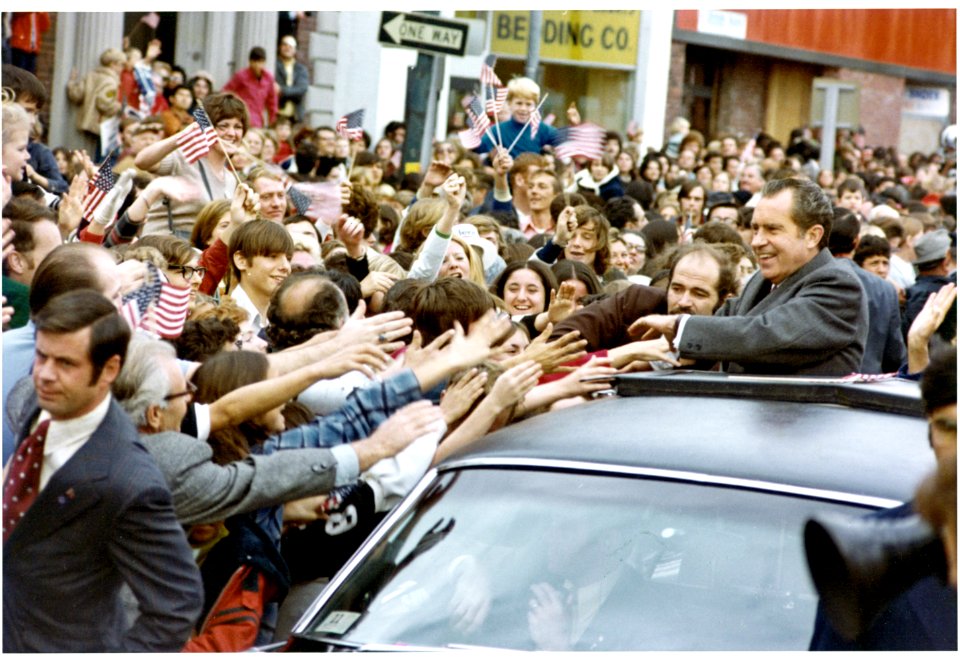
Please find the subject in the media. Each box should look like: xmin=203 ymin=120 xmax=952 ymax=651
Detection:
xmin=341 ymin=305 xmax=413 ymax=350
xmin=368 ymin=400 xmax=445 ymax=459
xmin=553 ymin=206 xmax=577 ymax=247
xmin=440 ymin=367 xmax=489 ymax=427
xmin=488 ymin=360 xmax=542 ymax=410
xmin=314 ymin=342 xmax=393 ymax=380
xmin=628 ymin=314 xmax=680 ymax=343
xmin=547 ymin=281 xmax=579 ymax=325
xmin=500 ymin=325 xmax=586 ymax=374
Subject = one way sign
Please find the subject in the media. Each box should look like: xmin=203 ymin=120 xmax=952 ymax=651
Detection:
xmin=378 ymin=12 xmax=470 ymax=57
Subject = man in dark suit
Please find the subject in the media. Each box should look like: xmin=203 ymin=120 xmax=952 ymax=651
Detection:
xmin=3 ymin=290 xmax=202 ymax=652
xmin=633 ymin=177 xmax=868 ymax=375
xmin=828 ymin=207 xmax=906 ymax=374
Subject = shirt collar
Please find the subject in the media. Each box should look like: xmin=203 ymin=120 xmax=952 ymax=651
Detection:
xmin=41 ymin=393 xmax=112 ymax=456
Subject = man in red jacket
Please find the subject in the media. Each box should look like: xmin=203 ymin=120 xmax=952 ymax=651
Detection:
xmin=223 ymin=46 xmax=278 ymax=129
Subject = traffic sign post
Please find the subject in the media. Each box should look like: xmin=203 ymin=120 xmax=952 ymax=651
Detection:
xmin=379 ymin=11 xmax=470 ymax=57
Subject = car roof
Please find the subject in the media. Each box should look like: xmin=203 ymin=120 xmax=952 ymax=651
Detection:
xmin=442 ymin=372 xmax=934 ymax=505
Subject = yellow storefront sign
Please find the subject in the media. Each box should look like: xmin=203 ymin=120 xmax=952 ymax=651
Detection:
xmin=491 ymin=11 xmax=639 ymax=67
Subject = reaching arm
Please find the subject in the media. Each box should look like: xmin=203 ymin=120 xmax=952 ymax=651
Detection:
xmin=407 ymin=173 xmax=467 ymax=281
xmin=415 ymin=160 xmax=453 ymax=200
xmin=492 ymin=147 xmax=513 ymax=202
xmin=520 ymin=356 xmax=617 ymax=414
xmin=134 ymin=129 xmax=187 ymax=172
xmin=264 ymin=305 xmax=411 ymax=375
xmin=209 ymin=343 xmax=393 ymax=432
xmin=432 ymin=360 xmax=542 ymax=465
xmin=404 ymin=310 xmax=513 ymax=391
xmin=350 ymin=400 xmax=444 ymax=472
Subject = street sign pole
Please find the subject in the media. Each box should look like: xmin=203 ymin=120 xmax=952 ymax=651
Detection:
xmin=383 ymin=11 xmax=470 ymax=176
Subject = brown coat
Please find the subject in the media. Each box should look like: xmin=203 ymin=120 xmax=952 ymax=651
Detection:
xmin=67 ymin=66 xmax=122 ymax=135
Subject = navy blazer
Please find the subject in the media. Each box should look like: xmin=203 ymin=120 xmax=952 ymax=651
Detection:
xmin=3 ymin=399 xmax=202 ymax=652
xmin=837 ymin=259 xmax=906 ymax=374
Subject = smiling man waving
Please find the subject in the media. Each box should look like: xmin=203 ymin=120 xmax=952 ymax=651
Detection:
xmin=633 ymin=177 xmax=867 ymax=376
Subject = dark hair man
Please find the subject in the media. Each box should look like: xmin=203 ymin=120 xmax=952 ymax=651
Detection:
xmin=634 ymin=177 xmax=868 ymax=375
xmin=227 ymin=219 xmax=294 ymax=335
xmin=829 ymin=208 xmax=906 ymax=374
xmin=2 ymin=242 xmax=134 ymax=465
xmin=551 ymin=242 xmax=738 ymax=352
xmin=223 ymin=46 xmax=278 ymax=128
xmin=3 ymin=290 xmax=201 ymax=652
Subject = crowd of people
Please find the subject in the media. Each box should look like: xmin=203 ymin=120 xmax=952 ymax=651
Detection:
xmin=1 ymin=24 xmax=957 ymax=652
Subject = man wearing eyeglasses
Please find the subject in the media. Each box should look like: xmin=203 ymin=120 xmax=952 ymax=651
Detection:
xmin=106 ymin=335 xmax=442 ymax=527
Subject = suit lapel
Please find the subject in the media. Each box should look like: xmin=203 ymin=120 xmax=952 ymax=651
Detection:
xmin=6 ymin=403 xmax=122 ymax=549
xmin=735 ymin=272 xmax=771 ymax=314
xmin=740 ymin=249 xmax=832 ymax=315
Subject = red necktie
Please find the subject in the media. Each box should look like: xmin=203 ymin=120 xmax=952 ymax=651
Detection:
xmin=3 ymin=419 xmax=50 ymax=542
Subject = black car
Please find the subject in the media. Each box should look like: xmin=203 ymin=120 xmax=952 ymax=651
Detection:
xmin=278 ymin=372 xmax=934 ymax=651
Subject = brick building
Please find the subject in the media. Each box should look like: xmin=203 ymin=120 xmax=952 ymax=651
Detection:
xmin=669 ymin=9 xmax=956 ymax=154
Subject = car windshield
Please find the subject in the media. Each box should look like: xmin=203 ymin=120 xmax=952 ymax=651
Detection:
xmin=302 ymin=467 xmax=879 ymax=650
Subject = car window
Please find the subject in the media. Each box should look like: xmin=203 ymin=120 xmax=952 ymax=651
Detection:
xmin=302 ymin=468 xmax=880 ymax=650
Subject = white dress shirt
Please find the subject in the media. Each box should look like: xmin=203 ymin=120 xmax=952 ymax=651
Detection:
xmin=37 ymin=394 xmax=112 ymax=492
xmin=228 ymin=284 xmax=267 ymax=335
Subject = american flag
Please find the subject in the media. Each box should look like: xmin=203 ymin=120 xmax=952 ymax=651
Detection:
xmin=464 ymin=95 xmax=490 ymax=133
xmin=530 ymin=107 xmax=542 ymax=139
xmin=484 ymin=85 xmax=508 ymax=118
xmin=480 ymin=54 xmax=502 ymax=87
xmin=458 ymin=111 xmax=488 ymax=149
xmin=460 ymin=95 xmax=491 ymax=149
xmin=80 ymin=153 xmax=118 ymax=219
xmin=554 ymin=122 xmax=606 ymax=162
xmin=336 ymin=109 xmax=365 ymax=141
xmin=120 ymin=263 xmax=191 ymax=339
xmin=457 ymin=128 xmax=481 ymax=150
xmin=285 ymin=180 xmax=312 ymax=216
xmin=176 ymin=105 xmax=218 ymax=163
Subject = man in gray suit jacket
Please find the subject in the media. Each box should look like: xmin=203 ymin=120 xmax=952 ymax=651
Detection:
xmin=112 ymin=336 xmax=442 ymax=526
xmin=633 ymin=177 xmax=867 ymax=376
xmin=3 ymin=291 xmax=202 ymax=652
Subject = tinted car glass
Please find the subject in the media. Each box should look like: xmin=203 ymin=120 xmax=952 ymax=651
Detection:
xmin=300 ymin=467 xmax=879 ymax=650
